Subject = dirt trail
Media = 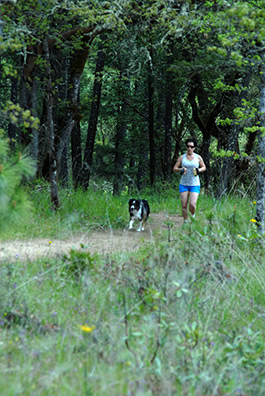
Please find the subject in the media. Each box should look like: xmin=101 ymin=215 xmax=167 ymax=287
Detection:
xmin=0 ymin=212 xmax=183 ymax=262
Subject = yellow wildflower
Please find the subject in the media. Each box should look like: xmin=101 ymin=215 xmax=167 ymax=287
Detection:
xmin=49 ymin=241 xmax=52 ymax=245
xmin=80 ymin=325 xmax=95 ymax=333
xmin=237 ymin=234 xmax=242 ymax=238
xmin=250 ymin=219 xmax=257 ymax=223
xmin=253 ymin=201 xmax=256 ymax=205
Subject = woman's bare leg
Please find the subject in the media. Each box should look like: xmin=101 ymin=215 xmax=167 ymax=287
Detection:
xmin=189 ymin=192 xmax=199 ymax=216
xmin=180 ymin=191 xmax=189 ymax=220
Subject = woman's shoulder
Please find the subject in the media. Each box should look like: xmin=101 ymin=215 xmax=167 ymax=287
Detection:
xmin=177 ymin=154 xmax=184 ymax=161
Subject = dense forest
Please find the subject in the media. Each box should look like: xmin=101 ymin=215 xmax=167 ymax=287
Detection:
xmin=1 ymin=0 xmax=265 ymax=229
xmin=2 ymin=3 xmax=265 ymax=395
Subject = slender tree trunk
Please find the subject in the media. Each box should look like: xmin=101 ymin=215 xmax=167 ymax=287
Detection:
xmin=155 ymin=84 xmax=164 ymax=180
xmin=113 ymin=103 xmax=127 ymax=195
xmin=137 ymin=147 xmax=148 ymax=191
xmin=113 ymin=64 xmax=129 ymax=195
xmin=200 ymin=133 xmax=211 ymax=188
xmin=58 ymin=139 xmax=69 ymax=187
xmin=43 ymin=38 xmax=60 ymax=209
xmin=71 ymin=89 xmax=82 ymax=189
xmin=147 ymin=55 xmax=155 ymax=186
xmin=78 ymin=41 xmax=105 ymax=190
xmin=0 ymin=7 xmax=3 ymax=36
xmin=19 ymin=68 xmax=27 ymax=147
xmin=29 ymin=74 xmax=39 ymax=161
xmin=171 ymin=84 xmax=187 ymax=168
xmin=131 ymin=81 xmax=148 ymax=191
xmin=164 ymin=71 xmax=173 ymax=180
xmin=37 ymin=98 xmax=50 ymax=179
xmin=8 ymin=75 xmax=18 ymax=153
xmin=245 ymin=130 xmax=258 ymax=156
xmin=256 ymin=55 xmax=265 ymax=234
xmin=56 ymin=54 xmax=69 ymax=186
xmin=71 ymin=120 xmax=83 ymax=189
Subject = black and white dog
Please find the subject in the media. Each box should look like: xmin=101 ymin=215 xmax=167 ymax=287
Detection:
xmin=128 ymin=199 xmax=150 ymax=232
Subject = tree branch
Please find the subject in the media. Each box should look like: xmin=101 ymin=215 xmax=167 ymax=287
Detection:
xmin=122 ymin=99 xmax=149 ymax=121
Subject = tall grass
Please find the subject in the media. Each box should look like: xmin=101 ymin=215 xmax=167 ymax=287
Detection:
xmin=0 ymin=182 xmax=264 ymax=395
xmin=0 ymin=179 xmax=182 ymax=239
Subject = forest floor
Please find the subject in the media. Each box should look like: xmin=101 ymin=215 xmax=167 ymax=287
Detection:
xmin=0 ymin=212 xmax=183 ymax=262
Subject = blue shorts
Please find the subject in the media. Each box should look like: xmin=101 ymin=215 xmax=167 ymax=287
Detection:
xmin=179 ymin=184 xmax=200 ymax=193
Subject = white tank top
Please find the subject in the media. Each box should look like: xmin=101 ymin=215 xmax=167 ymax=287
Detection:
xmin=180 ymin=153 xmax=200 ymax=186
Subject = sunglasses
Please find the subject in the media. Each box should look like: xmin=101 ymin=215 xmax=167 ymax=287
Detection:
xmin=187 ymin=145 xmax=195 ymax=148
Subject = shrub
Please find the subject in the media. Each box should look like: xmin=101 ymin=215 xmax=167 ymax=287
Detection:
xmin=0 ymin=136 xmax=35 ymax=230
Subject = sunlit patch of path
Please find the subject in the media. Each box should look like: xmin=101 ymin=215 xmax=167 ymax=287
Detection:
xmin=0 ymin=212 xmax=183 ymax=262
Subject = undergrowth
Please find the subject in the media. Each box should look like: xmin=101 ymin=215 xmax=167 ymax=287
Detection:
xmin=0 ymin=181 xmax=264 ymax=395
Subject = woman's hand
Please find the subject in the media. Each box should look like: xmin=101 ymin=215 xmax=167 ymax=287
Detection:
xmin=180 ymin=167 xmax=187 ymax=175
xmin=193 ymin=168 xmax=199 ymax=176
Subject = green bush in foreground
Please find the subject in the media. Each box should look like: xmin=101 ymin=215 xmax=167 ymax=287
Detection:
xmin=0 ymin=188 xmax=264 ymax=395
xmin=0 ymin=136 xmax=35 ymax=231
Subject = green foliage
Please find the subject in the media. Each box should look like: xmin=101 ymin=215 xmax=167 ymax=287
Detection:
xmin=2 ymin=101 xmax=40 ymax=129
xmin=2 ymin=0 xmax=263 ymax=197
xmin=0 ymin=135 xmax=35 ymax=230
xmin=2 ymin=180 xmax=130 ymax=239
xmin=62 ymin=249 xmax=96 ymax=277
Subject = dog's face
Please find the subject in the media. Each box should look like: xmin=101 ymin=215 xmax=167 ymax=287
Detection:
xmin=129 ymin=199 xmax=140 ymax=214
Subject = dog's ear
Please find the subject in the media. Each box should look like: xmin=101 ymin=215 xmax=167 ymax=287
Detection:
xmin=129 ymin=199 xmax=134 ymax=205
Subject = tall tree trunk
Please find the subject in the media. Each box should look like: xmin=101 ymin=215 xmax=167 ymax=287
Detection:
xmin=164 ymin=71 xmax=173 ymax=180
xmin=147 ymin=55 xmax=155 ymax=186
xmin=0 ymin=8 xmax=3 ymax=36
xmin=171 ymin=84 xmax=188 ymax=168
xmin=200 ymin=133 xmax=211 ymax=189
xmin=37 ymin=98 xmax=50 ymax=179
xmin=8 ymin=75 xmax=18 ymax=153
xmin=155 ymin=83 xmax=165 ymax=180
xmin=137 ymin=147 xmax=149 ymax=191
xmin=130 ymin=81 xmax=148 ymax=191
xmin=29 ymin=73 xmax=39 ymax=161
xmin=56 ymin=54 xmax=69 ymax=186
xmin=256 ymin=56 xmax=265 ymax=234
xmin=245 ymin=130 xmax=258 ymax=156
xmin=113 ymin=103 xmax=127 ymax=195
xmin=43 ymin=38 xmax=59 ymax=209
xmin=71 ymin=119 xmax=83 ymax=189
xmin=78 ymin=41 xmax=105 ymax=190
xmin=58 ymin=139 xmax=69 ymax=187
